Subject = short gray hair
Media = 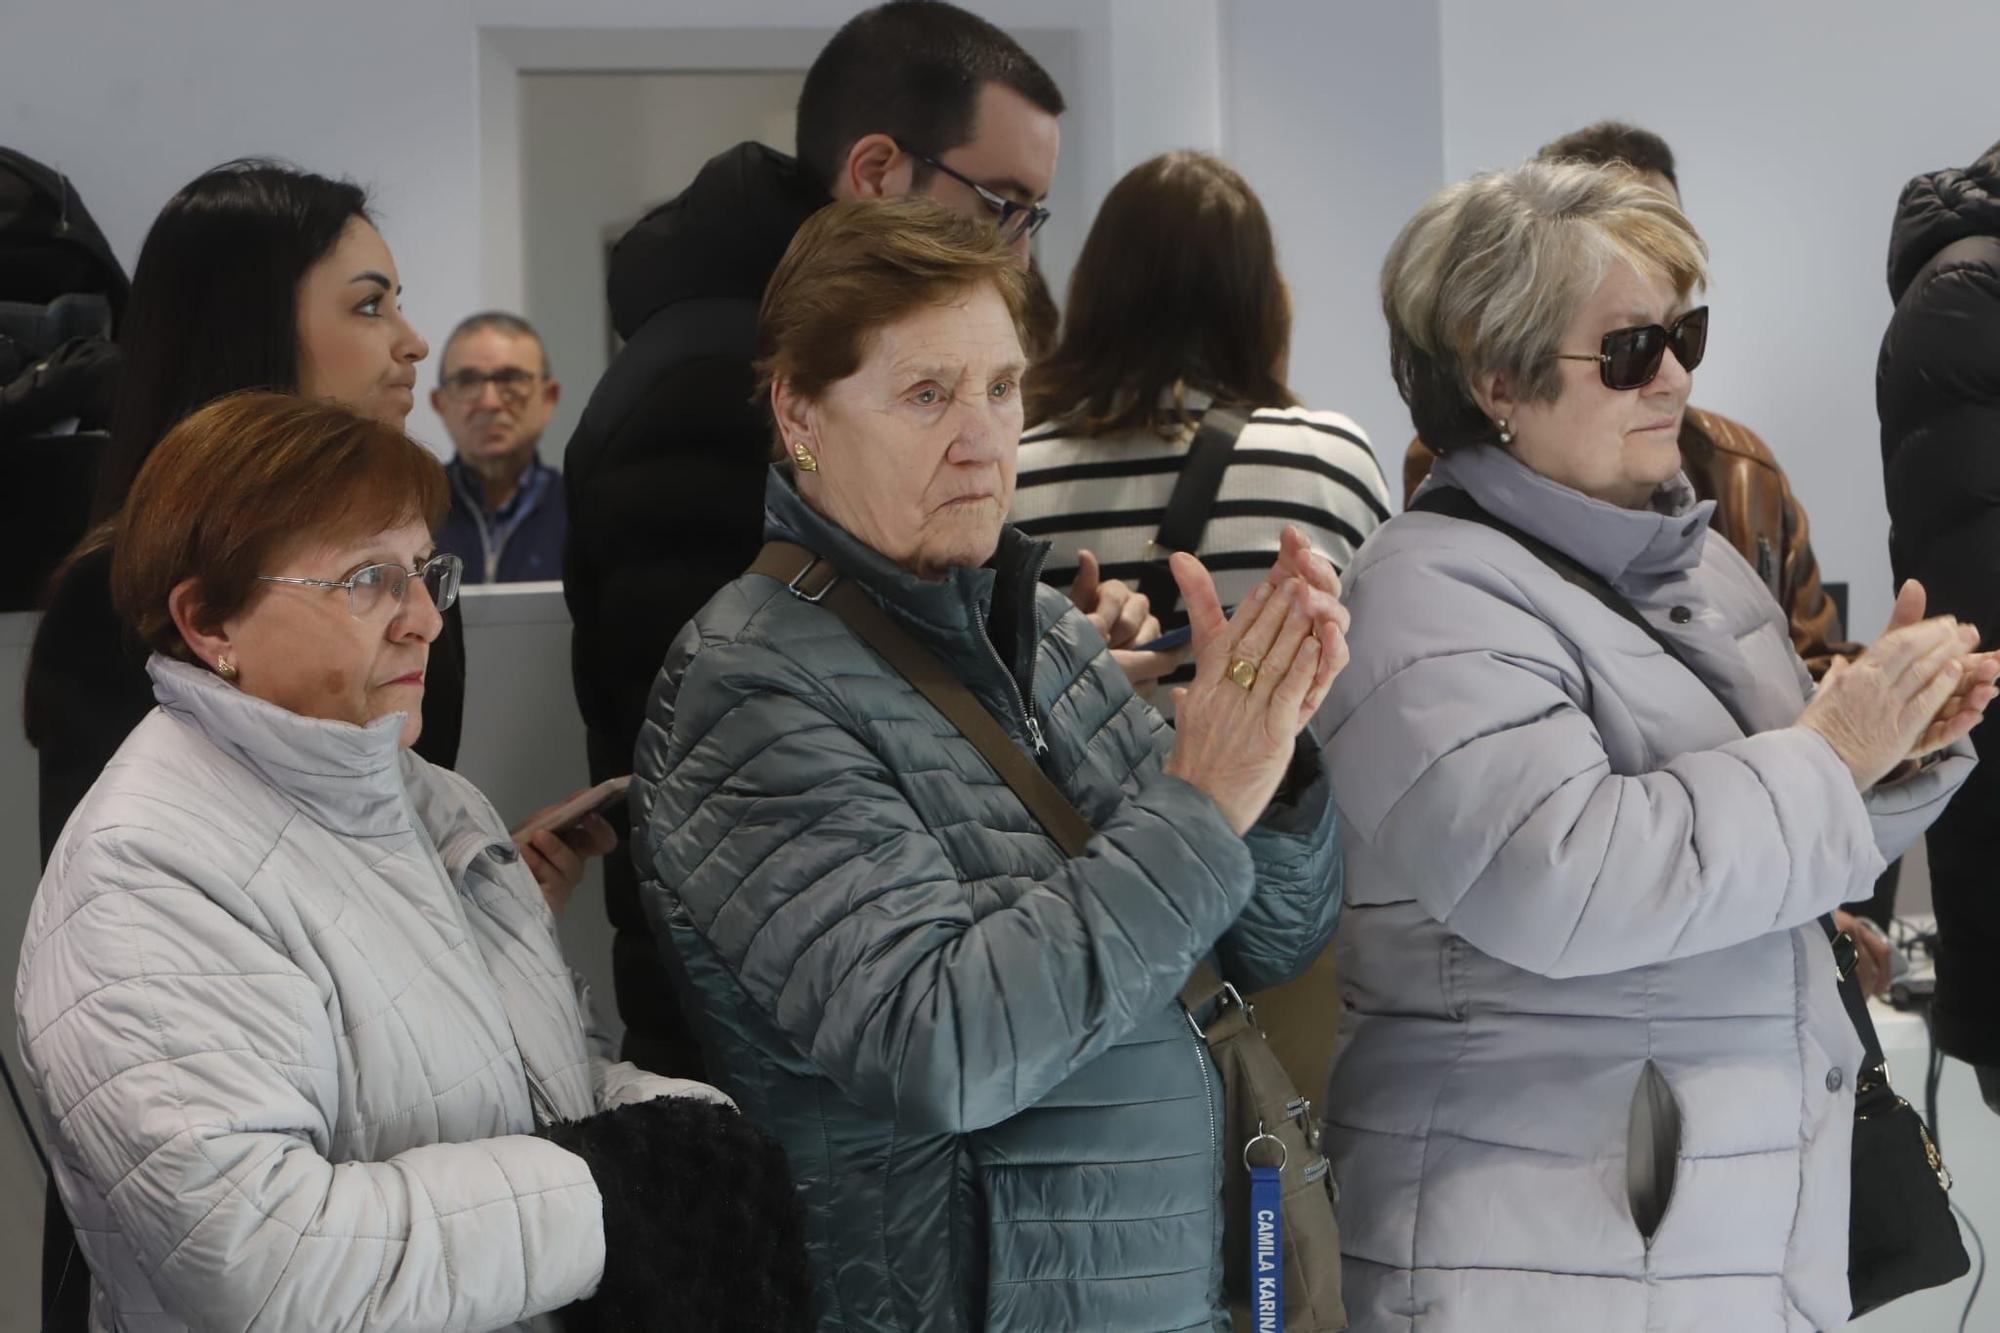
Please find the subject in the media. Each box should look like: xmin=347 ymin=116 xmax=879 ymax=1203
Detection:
xmin=439 ymin=310 xmax=550 ymax=378
xmin=1383 ymin=160 xmax=1707 ymax=454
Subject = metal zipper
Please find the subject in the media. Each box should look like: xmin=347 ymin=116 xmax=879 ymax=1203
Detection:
xmin=970 ymin=563 xmax=1048 ymax=756
xmin=1184 ymin=1008 xmax=1222 ymax=1260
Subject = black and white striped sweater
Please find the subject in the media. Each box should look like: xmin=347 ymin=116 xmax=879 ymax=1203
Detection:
xmin=1011 ymin=397 xmax=1390 ymax=703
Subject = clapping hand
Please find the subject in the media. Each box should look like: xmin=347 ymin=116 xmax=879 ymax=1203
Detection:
xmin=1162 ymin=537 xmax=1350 ymax=834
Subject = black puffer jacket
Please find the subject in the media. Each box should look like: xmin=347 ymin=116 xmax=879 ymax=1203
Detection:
xmin=1878 ymin=139 xmax=2000 ymax=1067
xmin=562 ymin=142 xmax=826 ymax=1076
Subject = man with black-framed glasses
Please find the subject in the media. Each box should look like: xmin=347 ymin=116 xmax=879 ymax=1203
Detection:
xmin=565 ymin=0 xmax=1069 ymax=1082
xmin=432 ymin=309 xmax=566 ymax=583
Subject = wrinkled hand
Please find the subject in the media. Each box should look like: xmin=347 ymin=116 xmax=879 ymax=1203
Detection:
xmin=1162 ymin=550 xmax=1349 ymax=835
xmin=1799 ymin=581 xmax=1993 ymax=790
xmin=1256 ymin=524 xmax=1351 ymax=623
xmin=1071 ymin=547 xmax=1184 ymax=689
xmin=512 ymin=808 xmax=617 ymax=917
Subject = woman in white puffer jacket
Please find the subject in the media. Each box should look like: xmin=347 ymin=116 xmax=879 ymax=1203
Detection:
xmin=15 ymin=392 xmax=808 ymax=1333
xmin=1321 ymin=161 xmax=1994 ymax=1332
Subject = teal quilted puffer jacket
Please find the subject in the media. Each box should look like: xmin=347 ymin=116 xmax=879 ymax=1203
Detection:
xmin=633 ymin=472 xmax=1342 ymax=1331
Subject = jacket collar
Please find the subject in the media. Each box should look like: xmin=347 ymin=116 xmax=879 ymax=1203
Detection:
xmin=1424 ymin=444 xmax=1715 ymax=585
xmin=148 ymin=655 xmax=415 ymax=839
xmin=759 ymin=468 xmax=1049 ymax=694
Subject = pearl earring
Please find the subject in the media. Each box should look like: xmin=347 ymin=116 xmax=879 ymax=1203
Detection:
xmin=1496 ymin=418 xmax=1514 ymax=445
xmin=791 ymin=438 xmax=819 ymax=473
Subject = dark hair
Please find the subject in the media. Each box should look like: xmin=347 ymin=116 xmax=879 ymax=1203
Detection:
xmin=92 ymin=159 xmax=372 ymax=524
xmin=1536 ymin=120 xmax=1678 ymax=190
xmin=1027 ymin=152 xmax=1296 ymax=436
xmin=756 ymin=196 xmax=1029 ymax=453
xmin=113 ymin=392 xmax=448 ymax=663
xmin=439 ymin=309 xmax=551 ymax=378
xmin=794 ymin=0 xmax=1065 ymax=195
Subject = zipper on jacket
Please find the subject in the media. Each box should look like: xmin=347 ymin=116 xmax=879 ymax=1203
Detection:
xmin=971 ymin=583 xmax=1047 ymax=757
xmin=1184 ymin=1007 xmax=1222 ymax=1262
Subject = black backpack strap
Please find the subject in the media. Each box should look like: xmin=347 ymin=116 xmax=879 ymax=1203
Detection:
xmin=1136 ymin=405 xmax=1252 ymax=615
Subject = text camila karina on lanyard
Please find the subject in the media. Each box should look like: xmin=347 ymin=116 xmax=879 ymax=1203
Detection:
xmin=1249 ymin=1133 xmax=1284 ymax=1330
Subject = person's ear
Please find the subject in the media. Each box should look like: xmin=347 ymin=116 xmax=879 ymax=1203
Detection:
xmin=839 ymin=133 xmax=912 ymax=200
xmin=428 ymin=387 xmax=446 ymax=417
xmin=771 ymin=377 xmax=822 ymax=475
xmin=1469 ymin=369 xmax=1519 ymax=430
xmin=542 ymin=378 xmax=561 ymax=411
xmin=168 ymin=578 xmax=235 ymax=677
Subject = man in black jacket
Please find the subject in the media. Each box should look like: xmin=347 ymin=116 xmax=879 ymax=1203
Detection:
xmin=1878 ymin=138 xmax=2000 ymax=1113
xmin=565 ymin=1 xmax=1064 ymax=1076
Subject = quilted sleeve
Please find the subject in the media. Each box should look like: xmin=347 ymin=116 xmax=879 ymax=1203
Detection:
xmin=1215 ymin=740 xmax=1344 ymax=992
xmin=15 ymin=826 xmax=606 ymax=1333
xmin=1323 ymin=548 xmax=1884 ymax=979
xmin=638 ymin=635 xmax=1258 ymax=1136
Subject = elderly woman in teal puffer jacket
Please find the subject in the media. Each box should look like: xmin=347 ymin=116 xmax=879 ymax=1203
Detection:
xmin=632 ymin=197 xmax=1350 ymax=1332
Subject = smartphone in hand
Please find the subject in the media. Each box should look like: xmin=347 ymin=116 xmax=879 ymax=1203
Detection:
xmin=515 ymin=776 xmax=631 ymax=839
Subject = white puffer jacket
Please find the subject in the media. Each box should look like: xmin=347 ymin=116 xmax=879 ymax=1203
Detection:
xmin=16 ymin=657 xmax=713 ymax=1333
xmin=1321 ymin=444 xmax=1974 ymax=1332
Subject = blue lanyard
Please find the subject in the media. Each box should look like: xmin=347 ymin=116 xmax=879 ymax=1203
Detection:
xmin=1247 ymin=1128 xmax=1285 ymax=1330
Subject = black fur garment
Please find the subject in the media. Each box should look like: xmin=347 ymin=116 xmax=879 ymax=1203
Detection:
xmin=540 ymin=1095 xmax=812 ymax=1331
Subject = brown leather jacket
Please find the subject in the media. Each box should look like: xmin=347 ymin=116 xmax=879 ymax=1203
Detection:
xmin=1403 ymin=407 xmax=1860 ymax=677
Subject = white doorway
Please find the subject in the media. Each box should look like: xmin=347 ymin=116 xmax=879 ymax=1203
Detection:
xmin=516 ymin=70 xmax=805 ymax=461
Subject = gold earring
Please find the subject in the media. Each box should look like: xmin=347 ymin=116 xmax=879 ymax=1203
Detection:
xmin=1496 ymin=418 xmax=1514 ymax=445
xmin=216 ymin=657 xmax=239 ymax=681
xmin=791 ymin=438 xmax=819 ymax=473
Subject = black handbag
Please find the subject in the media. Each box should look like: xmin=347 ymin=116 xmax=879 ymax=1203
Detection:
xmin=1411 ymin=484 xmax=1969 ymax=1316
xmin=1824 ymin=924 xmax=1970 ymax=1316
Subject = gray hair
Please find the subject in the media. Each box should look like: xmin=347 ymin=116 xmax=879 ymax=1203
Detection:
xmin=1383 ymin=159 xmax=1707 ymax=454
xmin=439 ymin=310 xmax=550 ymax=378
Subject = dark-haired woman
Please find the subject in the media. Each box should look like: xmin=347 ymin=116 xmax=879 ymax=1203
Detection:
xmin=19 ymin=160 xmax=495 ymax=1330
xmin=26 ymin=161 xmax=467 ymax=858
xmin=1012 ymin=151 xmax=1390 ymax=712
xmin=1009 ymin=150 xmax=1384 ymax=1100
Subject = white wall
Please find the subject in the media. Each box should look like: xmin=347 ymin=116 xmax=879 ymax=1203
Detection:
xmin=1222 ymin=0 xmax=1442 ymax=483
xmin=1436 ymin=0 xmax=2000 ymax=639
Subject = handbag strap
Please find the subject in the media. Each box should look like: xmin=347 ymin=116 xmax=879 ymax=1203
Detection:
xmin=749 ymin=541 xmax=1095 ymax=859
xmin=750 ymin=540 xmax=1232 ymax=1017
xmin=1412 ymin=485 xmax=1882 ymax=1068
xmin=1137 ymin=405 xmax=1253 ymax=614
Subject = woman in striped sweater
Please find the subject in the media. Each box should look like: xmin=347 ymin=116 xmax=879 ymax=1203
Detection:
xmin=1013 ymin=150 xmax=1384 ymax=1101
xmin=1013 ymin=150 xmax=1390 ymax=711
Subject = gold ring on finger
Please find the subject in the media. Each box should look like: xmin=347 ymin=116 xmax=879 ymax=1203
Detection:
xmin=1228 ymin=657 xmax=1260 ymax=690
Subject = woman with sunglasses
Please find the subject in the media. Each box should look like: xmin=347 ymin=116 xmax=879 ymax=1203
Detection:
xmin=1317 ymin=161 xmax=1994 ymax=1331
xmin=14 ymin=391 xmax=808 ymax=1333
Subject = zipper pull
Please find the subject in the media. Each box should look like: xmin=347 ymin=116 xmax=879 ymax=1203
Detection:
xmin=1025 ymin=714 xmax=1049 ymax=756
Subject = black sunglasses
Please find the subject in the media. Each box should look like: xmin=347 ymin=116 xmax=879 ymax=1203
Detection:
xmin=1555 ymin=305 xmax=1709 ymax=390
xmin=891 ymin=138 xmax=1050 ymax=243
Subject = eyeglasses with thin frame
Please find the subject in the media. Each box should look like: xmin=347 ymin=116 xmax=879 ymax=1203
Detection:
xmin=891 ymin=138 xmax=1050 ymax=243
xmin=1553 ymin=306 xmax=1709 ymax=391
xmin=438 ymin=366 xmax=543 ymax=405
xmin=256 ymin=553 xmax=463 ymax=619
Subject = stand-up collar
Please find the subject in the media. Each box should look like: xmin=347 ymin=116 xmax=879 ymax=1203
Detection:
xmin=148 ymin=655 xmax=414 ymax=839
xmin=1423 ymin=445 xmax=1715 ymax=587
